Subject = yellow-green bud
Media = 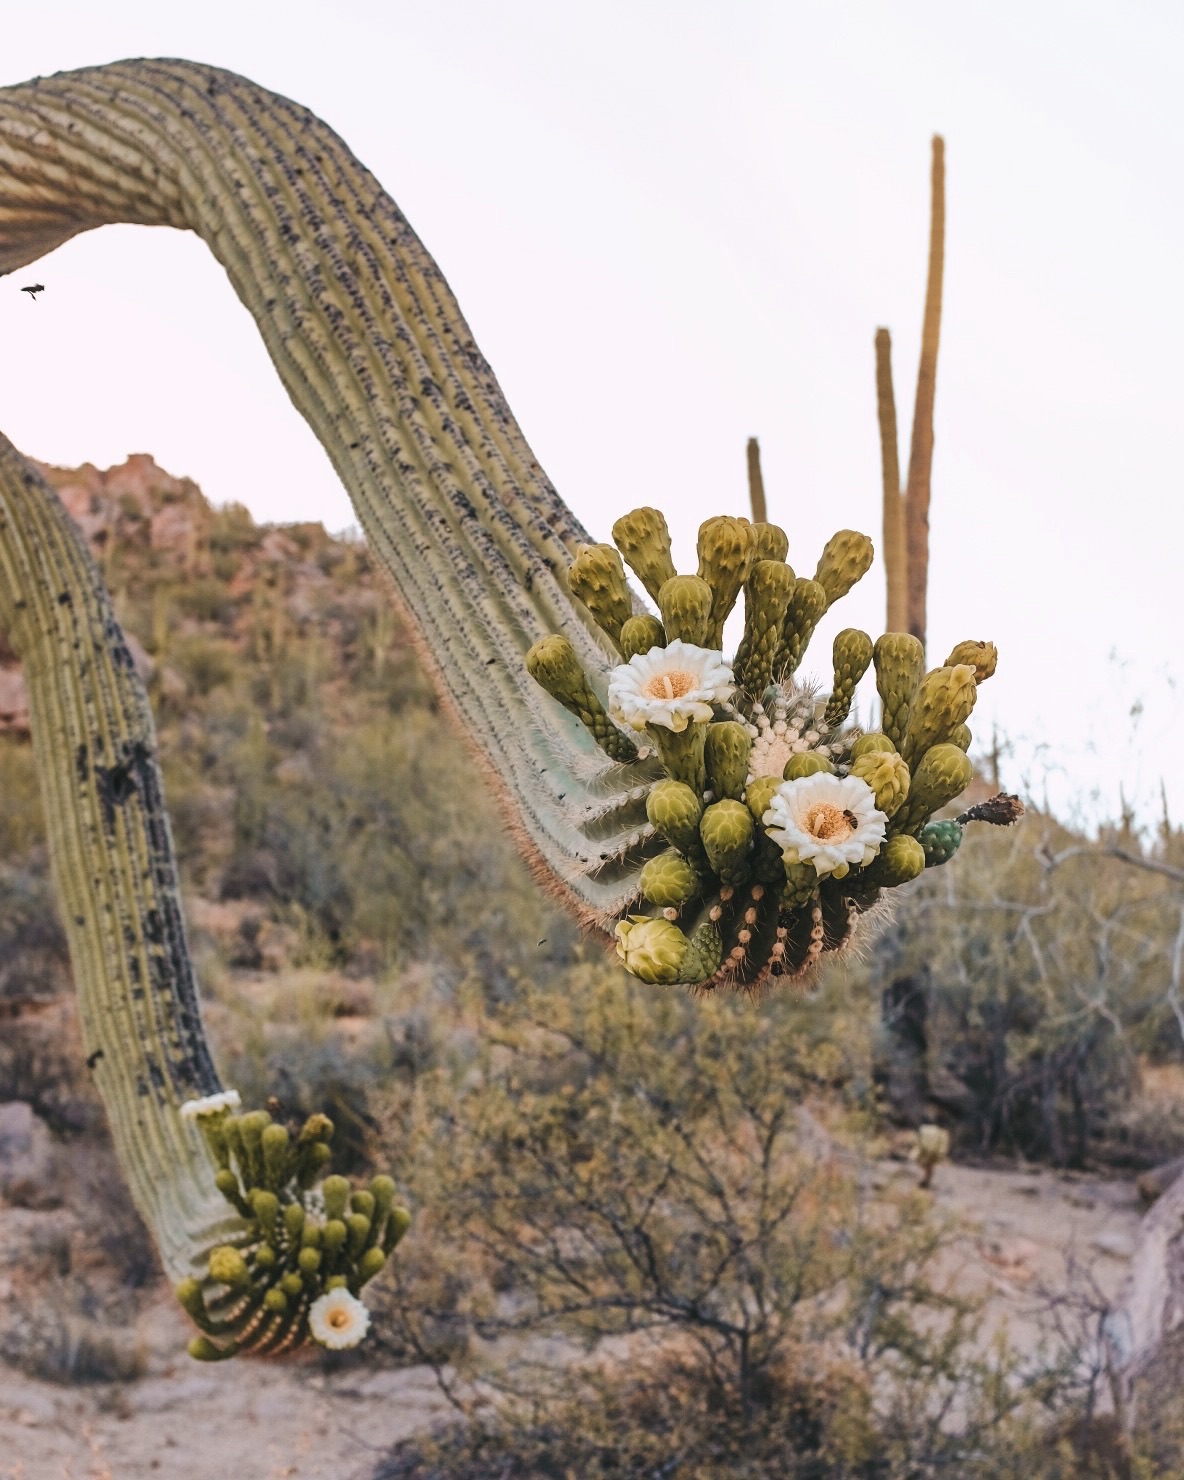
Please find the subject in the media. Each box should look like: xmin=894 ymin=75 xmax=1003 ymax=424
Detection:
xmin=949 ymin=723 xmax=972 ymax=752
xmin=612 ymin=507 xmax=677 ymax=604
xmin=863 ymin=833 xmax=925 ymax=887
xmin=900 ymin=665 xmax=978 ymax=768
xmin=263 ymin=1288 xmax=288 ymax=1314
xmin=322 ymin=1219 xmax=348 ymax=1259
xmin=782 ymin=860 xmax=819 ymax=908
xmin=214 ymin=1167 xmax=249 ymax=1214
xmin=784 ymin=752 xmax=835 ymax=780
xmin=350 ymin=1190 xmax=376 ymax=1221
xmin=704 ymin=721 xmax=752 ymax=800
xmin=639 ymin=849 xmax=701 ymax=908
xmin=813 ymin=529 xmax=874 ymax=607
xmin=700 ymin=799 xmax=755 ymax=884
xmin=891 ymin=744 xmax=974 ymax=836
xmin=283 ymin=1202 xmax=306 ymax=1240
xmin=298 ymin=1247 xmax=322 ymax=1276
xmin=261 ymin=1124 xmax=290 ymax=1188
xmin=745 ymin=774 xmax=782 ymax=823
xmin=697 ymin=516 xmax=755 ymax=647
xmin=298 ymin=1113 xmax=334 ymax=1145
xmin=347 ymin=1213 xmax=372 ymax=1257
xmin=175 ymin=1278 xmax=207 ymax=1321
xmin=325 ymin=1274 xmax=349 ymax=1291
xmin=384 ymin=1206 xmax=413 ymax=1252
xmin=749 ymin=522 xmax=789 ymax=564
xmin=188 ymin=1335 xmax=235 ymax=1362
xmin=873 ymin=633 xmax=926 ymax=748
xmin=250 ymin=1188 xmax=280 ymax=1231
xmin=280 ymin=1272 xmax=304 ymax=1297
xmin=568 ymin=543 xmax=634 ymax=647
xmin=369 ymin=1174 xmax=396 ymax=1210
xmin=619 ymin=614 xmax=666 ymax=661
xmin=677 ymin=919 xmax=723 ymax=984
xmin=323 ymin=1175 xmax=350 ymax=1221
xmin=849 ymin=732 xmax=897 ymax=761
xmin=850 ymin=750 xmax=910 ymax=817
xmin=646 ymin=778 xmax=704 ymax=854
xmin=653 ymin=721 xmax=707 ymax=794
xmin=945 ymin=640 xmax=997 ymax=683
xmin=208 ymin=1246 xmax=249 ymax=1289
xmin=254 ymin=1244 xmax=277 ymax=1270
xmin=657 ymin=575 xmax=713 ymax=647
xmin=526 ymin=634 xmax=638 ymax=763
xmin=782 ymin=579 xmax=827 ymax=675
xmin=734 ymin=559 xmax=795 ymax=695
xmin=358 ymin=1247 xmax=387 ymax=1285
xmin=824 ymin=628 xmax=874 ymax=728
xmin=614 ymin=916 xmax=688 ymax=984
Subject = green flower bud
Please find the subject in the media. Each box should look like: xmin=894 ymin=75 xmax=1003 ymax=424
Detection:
xmin=357 ymin=1247 xmax=387 ymax=1286
xmin=384 ymin=1206 xmax=413 ymax=1253
xmin=325 ymin=1274 xmax=349 ymax=1292
xmin=280 ymin=1272 xmax=304 ymax=1297
xmin=350 ymin=1190 xmax=376 ymax=1221
xmin=347 ymin=1214 xmax=372 ymax=1257
xmin=639 ymin=849 xmax=701 ymax=908
xmin=700 ymin=799 xmax=755 ymax=885
xmin=369 ymin=1175 xmax=396 ymax=1212
xmin=298 ymin=1113 xmax=334 ymax=1145
xmin=749 ymin=522 xmax=789 ymax=564
xmin=782 ymin=579 xmax=827 ymax=675
xmin=214 ymin=1167 xmax=249 ymax=1215
xmin=849 ymin=732 xmax=897 ymax=760
xmin=901 ymin=665 xmax=978 ymax=768
xmin=296 ymin=1139 xmax=332 ymax=1191
xmin=782 ymin=860 xmax=819 ymax=909
xmin=734 ymin=560 xmax=795 ymax=695
xmin=254 ymin=1244 xmax=277 ymax=1270
xmin=784 ymin=752 xmax=835 ymax=780
xmin=745 ymin=775 xmax=782 ymax=824
xmin=657 ymin=575 xmax=713 ymax=647
xmin=697 ymin=516 xmax=755 ymax=647
xmin=813 ymin=529 xmax=874 ymax=608
xmin=647 ymin=779 xmax=705 ymax=855
xmin=526 ymin=634 xmax=639 ymax=763
xmin=263 ymin=1288 xmax=288 ymax=1314
xmin=863 ymin=833 xmax=925 ymax=887
xmin=323 ymin=1219 xmax=348 ymax=1258
xmin=238 ymin=1110 xmax=270 ymax=1190
xmin=920 ymin=819 xmax=963 ymax=867
xmin=568 ymin=543 xmax=634 ymax=647
xmin=261 ymin=1124 xmax=290 ymax=1189
xmin=283 ymin=1202 xmax=306 ymax=1240
xmin=949 ymin=723 xmax=972 ymax=752
xmin=619 ymin=614 xmax=666 ymax=661
xmin=189 ymin=1335 xmax=236 ymax=1362
xmin=704 ymin=721 xmax=752 ymax=800
xmin=323 ymin=1175 xmax=351 ymax=1221
xmin=208 ymin=1246 xmax=249 ymax=1289
xmin=612 ymin=507 xmax=677 ymax=604
xmin=873 ymin=633 xmax=926 ymax=748
xmin=175 ymin=1278 xmax=207 ymax=1322
xmin=653 ymin=720 xmax=707 ymax=794
xmin=676 ymin=919 xmax=723 ymax=984
xmin=298 ymin=1247 xmax=322 ymax=1276
xmin=615 ymin=916 xmax=689 ymax=983
xmin=824 ymin=629 xmax=874 ymax=728
xmin=891 ymin=744 xmax=973 ymax=836
xmin=945 ymin=640 xmax=997 ymax=683
xmin=249 ymin=1188 xmax=280 ymax=1232
xmin=850 ymin=750 xmax=910 ymax=817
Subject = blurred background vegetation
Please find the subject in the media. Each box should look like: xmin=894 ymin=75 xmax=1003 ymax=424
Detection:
xmin=2 ymin=457 xmax=1183 ymax=1474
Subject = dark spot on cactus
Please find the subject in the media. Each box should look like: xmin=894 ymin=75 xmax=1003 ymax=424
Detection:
xmin=144 ymin=909 xmax=164 ymax=945
xmin=86 ymin=1049 xmax=104 ymax=1071
xmin=57 ymin=589 xmax=72 ymax=605
xmin=75 ymin=743 xmax=87 ymax=783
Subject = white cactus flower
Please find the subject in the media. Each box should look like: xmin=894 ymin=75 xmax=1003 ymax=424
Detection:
xmin=763 ymin=773 xmax=887 ymax=880
xmin=179 ymin=1089 xmax=242 ymax=1121
xmin=608 ymin=640 xmax=733 ymax=733
xmin=308 ymin=1287 xmax=371 ymax=1350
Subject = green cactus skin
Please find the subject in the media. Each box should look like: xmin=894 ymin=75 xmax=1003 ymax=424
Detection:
xmin=848 ymin=732 xmax=898 ymax=761
xmin=783 ymin=752 xmax=836 ymax=780
xmin=526 ymin=636 xmax=638 ymax=763
xmin=749 ymin=522 xmax=790 ymax=564
xmin=781 ymin=862 xmax=820 ymax=910
xmin=699 ymin=799 xmax=755 ymax=885
xmin=657 ymin=574 xmax=714 ymax=647
xmin=873 ymin=633 xmax=926 ymax=749
xmin=782 ymin=579 xmax=828 ymax=676
xmin=733 ymin=559 xmax=795 ymax=695
xmin=612 ymin=507 xmax=677 ymax=604
xmin=823 ymin=629 xmax=874 ymax=728
xmin=697 ymin=516 xmax=755 ymax=648
xmin=850 ymin=750 xmax=910 ymax=817
xmin=677 ymin=919 xmax=724 ymax=984
xmin=920 ymin=819 xmax=963 ymax=867
xmin=813 ymin=530 xmax=875 ymax=608
xmin=945 ymin=640 xmax=998 ymax=683
xmin=744 ymin=775 xmax=783 ymax=824
xmin=646 ymin=779 xmax=706 ymax=855
xmin=900 ymin=664 xmax=978 ymax=769
xmin=862 ymin=833 xmax=925 ymax=888
xmin=568 ymin=544 xmax=634 ymax=649
xmin=890 ymin=743 xmax=973 ymax=837
xmin=704 ymin=721 xmax=752 ymax=801
xmin=619 ymin=614 xmax=666 ymax=661
xmin=638 ymin=850 xmax=701 ymax=908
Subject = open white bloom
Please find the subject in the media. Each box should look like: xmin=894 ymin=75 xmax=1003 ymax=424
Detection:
xmin=179 ymin=1089 xmax=242 ymax=1122
xmin=763 ymin=773 xmax=887 ymax=880
xmin=308 ymin=1287 xmax=371 ymax=1350
xmin=608 ymin=640 xmax=733 ymax=733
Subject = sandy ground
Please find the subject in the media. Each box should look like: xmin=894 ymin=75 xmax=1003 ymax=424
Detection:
xmin=0 ymin=1161 xmax=1146 ymax=1480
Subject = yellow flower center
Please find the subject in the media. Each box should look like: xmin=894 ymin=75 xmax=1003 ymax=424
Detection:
xmin=804 ymin=803 xmax=857 ymax=841
xmin=327 ymin=1307 xmax=352 ymax=1331
xmin=645 ymin=669 xmax=696 ymax=701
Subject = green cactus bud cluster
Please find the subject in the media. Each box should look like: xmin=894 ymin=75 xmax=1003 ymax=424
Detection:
xmin=647 ymin=779 xmax=705 ymax=856
xmin=813 ymin=529 xmax=874 ymax=608
xmin=704 ymin=721 xmax=752 ymax=801
xmin=678 ymin=920 xmax=724 ymax=983
xmin=178 ymin=1104 xmax=409 ymax=1360
xmin=873 ymin=633 xmax=926 ymax=748
xmin=900 ymin=664 xmax=978 ymax=768
xmin=920 ymin=819 xmax=963 ymax=867
xmin=850 ymin=749 xmax=910 ymax=817
xmin=619 ymin=614 xmax=666 ymax=661
xmin=891 ymin=743 xmax=973 ymax=836
xmin=848 ymin=732 xmax=897 ymax=761
xmin=568 ymin=543 xmax=633 ymax=648
xmin=638 ymin=849 xmax=701 ymax=909
xmin=612 ymin=507 xmax=678 ymax=604
xmin=744 ymin=775 xmax=782 ymax=824
xmin=781 ymin=578 xmax=828 ymax=676
xmin=945 ymin=640 xmax=997 ymax=683
xmin=658 ymin=574 xmax=714 ymax=647
xmin=700 ymin=799 xmax=755 ymax=885
xmin=784 ymin=751 xmax=835 ymax=780
xmin=749 ymin=522 xmax=790 ymax=564
xmin=615 ymin=916 xmax=688 ymax=983
xmin=526 ymin=635 xmax=638 ymax=763
xmin=697 ymin=516 xmax=755 ymax=648
xmin=782 ymin=860 xmax=819 ymax=909
xmin=733 ymin=559 xmax=795 ymax=695
xmin=824 ymin=628 xmax=874 ymax=728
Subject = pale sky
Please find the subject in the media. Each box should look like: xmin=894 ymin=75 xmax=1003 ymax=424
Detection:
xmin=1 ymin=1 xmax=1181 ymax=830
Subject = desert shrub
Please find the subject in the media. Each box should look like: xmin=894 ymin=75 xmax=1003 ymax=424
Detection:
xmin=0 ymin=865 xmax=71 ymax=1003
xmin=172 ymin=634 xmax=237 ymax=695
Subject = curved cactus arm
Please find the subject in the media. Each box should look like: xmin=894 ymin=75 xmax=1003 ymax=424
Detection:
xmin=0 ymin=59 xmax=657 ymax=925
xmin=0 ymin=431 xmax=238 ymax=1280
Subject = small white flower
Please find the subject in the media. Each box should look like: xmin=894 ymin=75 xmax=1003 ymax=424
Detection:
xmin=608 ymin=640 xmax=733 ymax=733
xmin=308 ymin=1288 xmax=371 ymax=1350
xmin=763 ymin=773 xmax=887 ymax=880
xmin=179 ymin=1090 xmax=242 ymax=1122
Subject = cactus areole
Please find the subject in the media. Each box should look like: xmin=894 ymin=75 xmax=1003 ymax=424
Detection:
xmin=0 ymin=60 xmax=1021 ymax=1354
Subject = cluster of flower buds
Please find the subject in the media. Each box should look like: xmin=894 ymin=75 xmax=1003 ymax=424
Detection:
xmin=527 ymin=507 xmax=1021 ymax=990
xmin=175 ymin=1091 xmax=410 ymax=1360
